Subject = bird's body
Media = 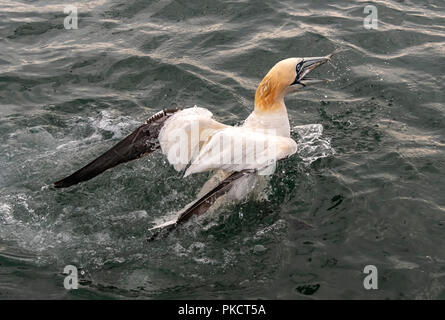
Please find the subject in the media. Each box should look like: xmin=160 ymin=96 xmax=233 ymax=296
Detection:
xmin=155 ymin=105 xmax=292 ymax=223
xmin=53 ymin=51 xmax=338 ymax=236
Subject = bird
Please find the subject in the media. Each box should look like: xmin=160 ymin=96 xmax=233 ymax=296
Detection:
xmin=53 ymin=50 xmax=338 ymax=238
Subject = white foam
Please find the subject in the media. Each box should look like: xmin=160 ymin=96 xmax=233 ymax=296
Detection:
xmin=0 ymin=202 xmax=14 ymax=224
xmin=293 ymin=124 xmax=335 ymax=164
xmin=90 ymin=110 xmax=138 ymax=139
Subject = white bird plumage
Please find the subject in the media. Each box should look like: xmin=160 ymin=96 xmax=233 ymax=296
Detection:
xmin=158 ymin=106 xmax=297 ymax=178
xmin=54 ymin=51 xmax=338 ymax=235
xmin=156 ymin=52 xmax=336 ymax=217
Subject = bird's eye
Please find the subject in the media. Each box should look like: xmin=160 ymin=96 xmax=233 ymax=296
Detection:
xmin=296 ymin=61 xmax=304 ymax=73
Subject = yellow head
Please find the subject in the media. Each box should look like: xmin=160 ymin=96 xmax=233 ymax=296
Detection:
xmin=254 ymin=51 xmax=337 ymax=113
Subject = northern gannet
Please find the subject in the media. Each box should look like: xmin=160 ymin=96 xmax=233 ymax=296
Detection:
xmin=54 ymin=50 xmax=338 ymax=238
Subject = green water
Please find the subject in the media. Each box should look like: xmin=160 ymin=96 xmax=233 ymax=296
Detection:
xmin=0 ymin=0 xmax=444 ymax=299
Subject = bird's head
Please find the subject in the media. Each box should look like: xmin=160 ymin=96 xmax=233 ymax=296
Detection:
xmin=254 ymin=50 xmax=338 ymax=112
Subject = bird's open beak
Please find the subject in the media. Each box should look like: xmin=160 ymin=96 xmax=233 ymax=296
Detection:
xmin=296 ymin=49 xmax=339 ymax=86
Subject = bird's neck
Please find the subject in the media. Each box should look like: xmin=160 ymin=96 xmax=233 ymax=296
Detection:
xmin=254 ymin=98 xmax=286 ymax=113
xmin=249 ymin=76 xmax=290 ymax=136
xmin=254 ymin=73 xmax=287 ymax=113
xmin=245 ymin=99 xmax=290 ymax=137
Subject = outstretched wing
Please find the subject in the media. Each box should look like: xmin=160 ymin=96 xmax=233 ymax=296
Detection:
xmin=53 ymin=109 xmax=179 ymax=188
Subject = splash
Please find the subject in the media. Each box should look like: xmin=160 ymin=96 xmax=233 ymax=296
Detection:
xmin=293 ymin=124 xmax=335 ymax=164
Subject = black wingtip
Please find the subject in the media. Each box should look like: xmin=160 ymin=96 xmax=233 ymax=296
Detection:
xmin=53 ymin=178 xmax=80 ymax=189
xmin=147 ymin=223 xmax=177 ymax=242
xmin=53 ymin=181 xmax=66 ymax=189
xmin=53 ymin=179 xmax=74 ymax=189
